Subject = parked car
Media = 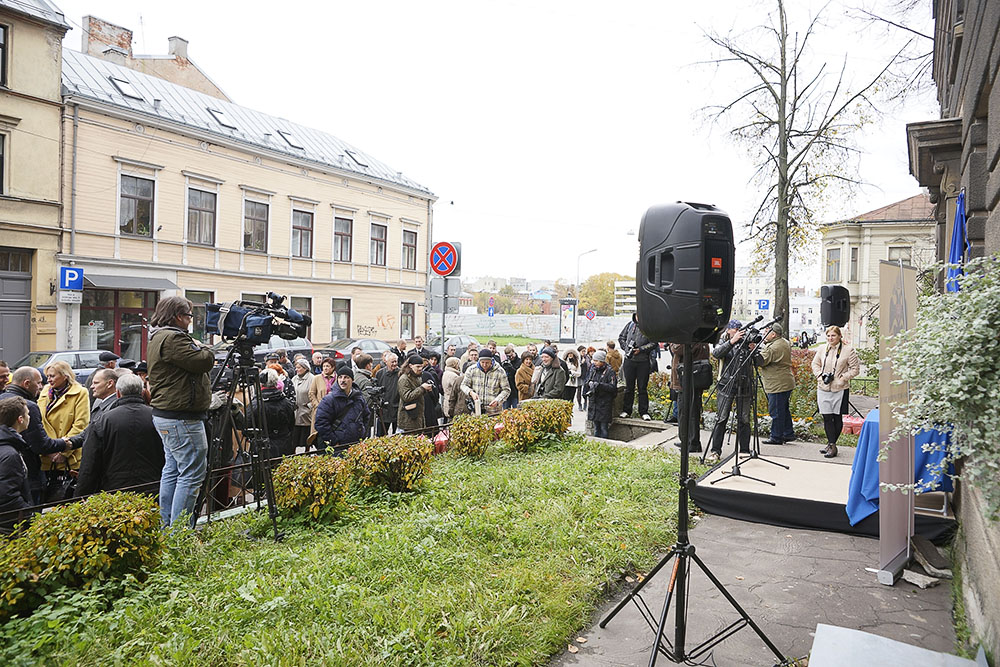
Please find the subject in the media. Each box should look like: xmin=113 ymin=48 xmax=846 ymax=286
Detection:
xmin=426 ymin=334 xmax=480 ymax=360
xmin=13 ymin=350 xmax=108 ymax=384
xmin=212 ymin=335 xmax=313 ymax=366
xmin=320 ymin=338 xmax=392 ymax=361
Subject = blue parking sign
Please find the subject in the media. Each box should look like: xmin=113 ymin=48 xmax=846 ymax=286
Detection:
xmin=757 ymin=299 xmax=770 ymax=310
xmin=60 ymin=266 xmax=84 ymax=291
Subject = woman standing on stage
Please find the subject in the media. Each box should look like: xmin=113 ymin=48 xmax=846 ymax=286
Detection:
xmin=811 ymin=325 xmax=861 ymax=459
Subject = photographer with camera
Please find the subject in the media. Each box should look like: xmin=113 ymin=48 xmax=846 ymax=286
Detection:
xmin=147 ymin=296 xmax=215 ymax=529
xmin=706 ymin=320 xmax=760 ymax=464
xmin=618 ymin=313 xmax=658 ymax=420
xmin=754 ymin=323 xmax=796 ymax=445
xmin=811 ymin=325 xmax=860 ymax=459
xmin=314 ymin=367 xmax=368 ymax=453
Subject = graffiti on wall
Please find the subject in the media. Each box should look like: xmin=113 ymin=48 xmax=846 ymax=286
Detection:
xmin=356 ymin=325 xmax=377 ymax=336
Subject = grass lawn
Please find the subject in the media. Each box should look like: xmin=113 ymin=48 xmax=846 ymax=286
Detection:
xmin=2 ymin=436 xmax=688 ymax=666
xmin=484 ymin=335 xmax=546 ymax=347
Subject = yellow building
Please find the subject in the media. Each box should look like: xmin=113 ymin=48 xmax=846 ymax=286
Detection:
xmin=0 ymin=0 xmax=69 ymax=362
xmin=58 ymin=25 xmax=434 ymax=359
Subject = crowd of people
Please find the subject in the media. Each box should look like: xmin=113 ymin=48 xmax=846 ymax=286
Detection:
xmin=0 ymin=299 xmax=860 ymax=535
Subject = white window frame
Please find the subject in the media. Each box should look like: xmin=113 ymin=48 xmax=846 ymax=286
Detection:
xmin=331 ymin=297 xmax=352 ymax=341
xmin=401 ymin=228 xmax=418 ymax=271
xmin=113 ymin=157 xmax=163 ymax=260
xmin=370 ymin=220 xmax=388 ymax=266
xmin=400 ymin=301 xmax=415 ymax=339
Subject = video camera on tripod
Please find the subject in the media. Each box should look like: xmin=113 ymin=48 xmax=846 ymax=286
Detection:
xmin=205 ymin=291 xmax=312 ymax=346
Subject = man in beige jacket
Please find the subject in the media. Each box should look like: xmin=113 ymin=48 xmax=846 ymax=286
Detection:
xmin=755 ymin=323 xmax=796 ymax=444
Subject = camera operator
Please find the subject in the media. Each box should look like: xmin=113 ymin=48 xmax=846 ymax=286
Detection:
xmin=811 ymin=325 xmax=860 ymax=459
xmin=754 ymin=324 xmax=796 ymax=445
xmin=147 ymin=296 xmax=215 ymax=529
xmin=706 ymin=320 xmax=760 ymax=464
xmin=314 ymin=367 xmax=369 ymax=452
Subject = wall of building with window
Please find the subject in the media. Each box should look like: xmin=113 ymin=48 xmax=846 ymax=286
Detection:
xmin=58 ymin=103 xmax=432 ymax=350
xmin=0 ymin=6 xmax=69 ymax=358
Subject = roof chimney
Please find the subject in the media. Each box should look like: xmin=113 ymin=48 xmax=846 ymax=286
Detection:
xmin=167 ymin=36 xmax=189 ymax=60
xmin=82 ymin=15 xmax=133 ymax=60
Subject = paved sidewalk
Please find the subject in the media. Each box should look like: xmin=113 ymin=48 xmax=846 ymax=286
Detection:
xmin=551 ymin=514 xmax=957 ymax=666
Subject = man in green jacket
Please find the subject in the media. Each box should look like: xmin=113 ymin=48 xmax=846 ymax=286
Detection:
xmin=755 ymin=323 xmax=796 ymax=444
xmin=147 ymin=296 xmax=215 ymax=528
xmin=534 ymin=347 xmax=567 ymax=400
xmin=397 ymin=355 xmax=433 ymax=432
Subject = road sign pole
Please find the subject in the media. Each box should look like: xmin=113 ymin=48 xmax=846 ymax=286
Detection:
xmin=442 ymin=278 xmax=447 ymax=363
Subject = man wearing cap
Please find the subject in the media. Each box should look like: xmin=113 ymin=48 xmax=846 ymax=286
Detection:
xmin=314 ymin=366 xmax=369 ymax=452
xmin=583 ymin=350 xmax=617 ymax=438
xmin=706 ymin=320 xmax=760 ymax=463
xmin=397 ymin=355 xmax=433 ymax=432
xmin=534 ymin=346 xmax=567 ymax=400
xmin=85 ymin=351 xmax=120 ymax=399
xmin=460 ymin=349 xmax=510 ymax=416
xmin=755 ymin=323 xmax=796 ymax=444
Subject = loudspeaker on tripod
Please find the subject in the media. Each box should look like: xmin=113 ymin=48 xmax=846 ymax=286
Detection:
xmin=635 ymin=202 xmax=735 ymax=343
xmin=820 ymin=285 xmax=850 ymax=327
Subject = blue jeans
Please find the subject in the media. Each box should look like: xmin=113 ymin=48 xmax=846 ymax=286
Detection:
xmin=594 ymin=421 xmax=610 ymax=439
xmin=766 ymin=390 xmax=796 ymax=441
xmin=153 ymin=417 xmax=208 ymax=529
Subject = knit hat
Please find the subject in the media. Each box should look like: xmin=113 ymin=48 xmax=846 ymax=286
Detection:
xmin=336 ymin=365 xmax=354 ymax=380
xmin=540 ymin=346 xmax=557 ymax=359
xmin=727 ymin=319 xmax=742 ymax=330
xmin=593 ymin=349 xmax=607 ymax=362
xmin=478 ymin=350 xmax=494 ymax=361
xmin=770 ymin=323 xmax=784 ymax=337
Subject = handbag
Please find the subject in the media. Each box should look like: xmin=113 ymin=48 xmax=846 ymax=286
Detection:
xmin=45 ymin=464 xmax=77 ymax=503
xmin=678 ymin=360 xmax=714 ymax=392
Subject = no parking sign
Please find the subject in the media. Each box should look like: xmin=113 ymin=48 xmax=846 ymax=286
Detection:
xmin=585 ymin=310 xmax=596 ymax=320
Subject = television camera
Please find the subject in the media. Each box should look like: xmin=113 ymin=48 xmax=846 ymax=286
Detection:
xmin=205 ymin=291 xmax=312 ymax=347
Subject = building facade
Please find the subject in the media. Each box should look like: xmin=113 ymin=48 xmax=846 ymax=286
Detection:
xmin=56 ymin=27 xmax=433 ymax=358
xmin=819 ymin=194 xmax=935 ymax=349
xmin=613 ymin=280 xmax=635 ymax=315
xmin=732 ymin=267 xmax=775 ymax=322
xmin=0 ymin=0 xmax=69 ymax=362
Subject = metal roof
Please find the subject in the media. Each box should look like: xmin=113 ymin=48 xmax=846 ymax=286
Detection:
xmin=61 ymin=48 xmax=432 ymax=196
xmin=0 ymin=0 xmax=70 ymax=29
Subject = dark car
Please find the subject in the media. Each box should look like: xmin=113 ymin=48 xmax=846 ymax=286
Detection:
xmin=212 ymin=335 xmax=313 ymax=366
xmin=320 ymin=338 xmax=391 ymax=362
xmin=13 ymin=350 xmax=108 ymax=383
xmin=426 ymin=334 xmax=480 ymax=360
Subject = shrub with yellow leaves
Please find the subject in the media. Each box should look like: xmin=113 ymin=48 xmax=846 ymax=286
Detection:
xmin=449 ymin=414 xmax=495 ymax=459
xmin=498 ymin=408 xmax=538 ymax=452
xmin=272 ymin=454 xmax=350 ymax=521
xmin=519 ymin=399 xmax=572 ymax=436
xmin=346 ymin=434 xmax=433 ymax=492
xmin=0 ymin=492 xmax=162 ymax=620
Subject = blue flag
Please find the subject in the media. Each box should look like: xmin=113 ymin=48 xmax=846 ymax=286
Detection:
xmin=946 ymin=190 xmax=968 ymax=292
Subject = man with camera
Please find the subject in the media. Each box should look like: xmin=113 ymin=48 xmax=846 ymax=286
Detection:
xmin=706 ymin=320 xmax=760 ymax=464
xmin=755 ymin=323 xmax=796 ymax=444
xmin=618 ymin=313 xmax=658 ymax=420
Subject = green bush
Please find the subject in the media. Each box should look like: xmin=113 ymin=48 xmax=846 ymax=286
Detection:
xmin=0 ymin=493 xmax=162 ymax=620
xmin=519 ymin=399 xmax=572 ymax=435
xmin=346 ymin=435 xmax=433 ymax=492
xmin=498 ymin=408 xmax=539 ymax=452
xmin=449 ymin=414 xmax=495 ymax=458
xmin=272 ymin=455 xmax=351 ymax=521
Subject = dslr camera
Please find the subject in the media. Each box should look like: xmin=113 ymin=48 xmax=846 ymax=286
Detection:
xmin=820 ymin=372 xmax=836 ymax=385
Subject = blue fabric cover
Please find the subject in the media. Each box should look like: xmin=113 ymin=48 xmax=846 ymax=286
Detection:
xmin=946 ymin=190 xmax=968 ymax=292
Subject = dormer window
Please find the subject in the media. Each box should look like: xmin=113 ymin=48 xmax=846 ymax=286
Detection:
xmin=345 ymin=149 xmax=368 ymax=167
xmin=109 ymin=76 xmax=143 ymax=101
xmin=207 ymin=108 xmax=238 ymax=130
xmin=277 ymin=129 xmax=304 ymax=149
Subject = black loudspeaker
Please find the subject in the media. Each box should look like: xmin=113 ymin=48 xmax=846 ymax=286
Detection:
xmin=636 ymin=202 xmax=735 ymax=343
xmin=820 ymin=285 xmax=850 ymax=327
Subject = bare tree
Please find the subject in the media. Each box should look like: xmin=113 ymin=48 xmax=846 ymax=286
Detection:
xmin=702 ymin=0 xmax=909 ymax=334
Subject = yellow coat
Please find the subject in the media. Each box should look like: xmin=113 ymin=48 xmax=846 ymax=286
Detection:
xmin=38 ymin=382 xmax=90 ymax=470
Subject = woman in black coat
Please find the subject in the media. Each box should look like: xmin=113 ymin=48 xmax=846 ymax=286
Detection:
xmin=583 ymin=351 xmax=619 ymax=439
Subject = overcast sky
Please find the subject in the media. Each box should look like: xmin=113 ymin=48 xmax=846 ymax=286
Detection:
xmin=53 ymin=0 xmax=938 ymax=288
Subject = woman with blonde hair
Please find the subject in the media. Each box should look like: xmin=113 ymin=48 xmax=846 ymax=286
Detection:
xmin=308 ymin=357 xmax=337 ymax=446
xmin=38 ymin=360 xmax=90 ymax=476
xmin=811 ymin=325 xmax=861 ymax=458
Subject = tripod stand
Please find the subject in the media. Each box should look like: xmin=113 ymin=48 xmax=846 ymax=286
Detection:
xmin=202 ymin=339 xmax=284 ymax=542
xmin=601 ymin=343 xmax=790 ymax=666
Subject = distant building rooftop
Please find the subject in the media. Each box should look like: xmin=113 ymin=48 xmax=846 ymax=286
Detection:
xmin=0 ymin=0 xmax=69 ymax=29
xmin=837 ymin=193 xmax=934 ymax=224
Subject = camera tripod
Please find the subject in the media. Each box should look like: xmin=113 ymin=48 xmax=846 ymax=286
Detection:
xmin=601 ymin=344 xmax=790 ymax=666
xmin=202 ymin=339 xmax=284 ymax=542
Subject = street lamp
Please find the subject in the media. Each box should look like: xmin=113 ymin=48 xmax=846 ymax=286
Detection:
xmin=576 ymin=248 xmax=598 ymax=300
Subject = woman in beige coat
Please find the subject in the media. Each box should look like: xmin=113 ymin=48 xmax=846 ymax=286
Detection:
xmin=811 ymin=325 xmax=860 ymax=458
xmin=441 ymin=357 xmax=469 ymax=419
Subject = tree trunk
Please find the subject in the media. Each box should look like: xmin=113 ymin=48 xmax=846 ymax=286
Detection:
xmin=774 ymin=0 xmax=791 ymax=336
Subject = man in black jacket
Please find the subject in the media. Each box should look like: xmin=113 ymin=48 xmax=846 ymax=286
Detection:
xmin=374 ymin=351 xmax=400 ymax=435
xmin=76 ymin=374 xmax=165 ymax=497
xmin=618 ymin=313 xmax=659 ymax=420
xmin=706 ymin=320 xmax=760 ymax=463
xmin=3 ymin=367 xmax=76 ymax=504
xmin=0 ymin=395 xmax=34 ymax=535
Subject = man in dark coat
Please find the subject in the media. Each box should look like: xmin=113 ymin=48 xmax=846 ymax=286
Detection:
xmin=501 ymin=345 xmax=521 ymax=409
xmin=618 ymin=313 xmax=658 ymax=420
xmin=670 ymin=342 xmax=711 ymax=453
xmin=84 ymin=351 xmax=120 ymax=398
xmin=421 ymin=357 xmax=442 ymax=428
xmin=374 ymin=352 xmax=400 ymax=435
xmin=314 ymin=367 xmax=368 ymax=452
xmin=0 ymin=395 xmax=34 ymax=535
xmin=584 ymin=350 xmax=618 ymax=439
xmin=2 ymin=367 xmax=75 ymax=504
xmin=707 ymin=320 xmax=760 ymax=463
xmin=249 ymin=369 xmax=296 ymax=457
xmin=76 ymin=374 xmax=165 ymax=497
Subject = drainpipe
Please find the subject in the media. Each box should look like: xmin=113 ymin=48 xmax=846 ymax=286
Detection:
xmin=70 ymin=103 xmax=79 ymax=255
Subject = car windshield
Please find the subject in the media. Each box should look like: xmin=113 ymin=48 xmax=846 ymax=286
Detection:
xmin=327 ymin=338 xmax=357 ymax=351
xmin=14 ymin=352 xmax=55 ymax=368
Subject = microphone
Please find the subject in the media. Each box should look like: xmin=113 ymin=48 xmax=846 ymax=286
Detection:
xmin=759 ymin=312 xmax=783 ymax=331
xmin=739 ymin=315 xmax=764 ymax=331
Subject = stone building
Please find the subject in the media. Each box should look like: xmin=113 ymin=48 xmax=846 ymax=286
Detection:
xmin=906 ymin=0 xmax=1000 ymax=656
xmin=0 ymin=0 xmax=69 ymax=362
xmin=56 ymin=19 xmax=433 ymax=357
xmin=819 ymin=194 xmax=935 ymax=349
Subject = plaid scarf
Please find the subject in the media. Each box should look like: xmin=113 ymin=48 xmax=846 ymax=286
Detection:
xmin=46 ymin=383 xmax=70 ymax=414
